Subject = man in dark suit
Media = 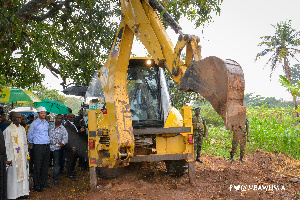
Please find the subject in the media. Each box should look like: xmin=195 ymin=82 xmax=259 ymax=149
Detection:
xmin=64 ymin=113 xmax=88 ymax=179
xmin=74 ymin=109 xmax=88 ymax=171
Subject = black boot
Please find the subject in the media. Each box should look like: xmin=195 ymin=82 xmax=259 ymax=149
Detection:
xmin=195 ymin=152 xmax=203 ymax=163
xmin=239 ymin=156 xmax=244 ymax=163
xmin=230 ymin=156 xmax=234 ymax=162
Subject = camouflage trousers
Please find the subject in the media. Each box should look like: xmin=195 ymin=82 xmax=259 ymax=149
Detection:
xmin=230 ymin=130 xmax=246 ymax=158
xmin=194 ymin=132 xmax=204 ymax=155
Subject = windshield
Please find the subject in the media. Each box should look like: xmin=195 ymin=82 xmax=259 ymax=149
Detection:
xmin=127 ymin=59 xmax=162 ymax=127
xmin=85 ymin=71 xmax=105 ymax=107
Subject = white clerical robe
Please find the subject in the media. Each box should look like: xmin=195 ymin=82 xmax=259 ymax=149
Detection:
xmin=3 ymin=123 xmax=29 ymax=199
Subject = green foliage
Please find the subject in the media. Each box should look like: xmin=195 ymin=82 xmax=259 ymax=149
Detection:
xmin=64 ymin=97 xmax=83 ymax=115
xmin=1 ymin=0 xmax=119 ymax=88
xmin=196 ymin=104 xmax=223 ymax=126
xmin=1 ymin=0 xmax=222 ymax=89
xmin=201 ymin=106 xmax=300 ymax=160
xmin=161 ymin=0 xmax=223 ymax=27
xmin=291 ymin=64 xmax=300 ymax=85
xmin=247 ymin=106 xmax=300 ymax=159
xmin=166 ymin=69 xmax=205 ymax=109
xmin=244 ymin=93 xmax=295 ymax=108
xmin=255 ymin=19 xmax=300 ymax=114
xmin=202 ymin=125 xmax=232 ymax=158
xmin=279 ymin=75 xmax=300 ymax=97
xmin=256 ymin=20 xmax=300 ymax=72
xmin=31 ymin=85 xmax=65 ymax=104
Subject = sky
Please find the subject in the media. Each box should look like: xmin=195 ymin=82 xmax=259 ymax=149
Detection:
xmin=42 ymin=0 xmax=300 ymax=101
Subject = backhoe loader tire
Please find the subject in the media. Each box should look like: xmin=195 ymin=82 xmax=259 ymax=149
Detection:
xmin=97 ymin=167 xmax=118 ymax=179
xmin=164 ymin=160 xmax=188 ymax=177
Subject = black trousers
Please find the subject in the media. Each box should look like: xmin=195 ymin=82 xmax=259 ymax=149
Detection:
xmin=65 ymin=149 xmax=77 ymax=177
xmin=0 ymin=155 xmax=7 ymax=200
xmin=33 ymin=144 xmax=50 ymax=189
xmin=59 ymin=146 xmax=65 ymax=173
xmin=29 ymin=148 xmax=34 ymax=174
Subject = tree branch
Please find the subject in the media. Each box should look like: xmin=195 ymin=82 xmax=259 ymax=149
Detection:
xmin=31 ymin=2 xmax=63 ymax=22
xmin=15 ymin=0 xmax=57 ymax=23
xmin=45 ymin=60 xmax=60 ymax=77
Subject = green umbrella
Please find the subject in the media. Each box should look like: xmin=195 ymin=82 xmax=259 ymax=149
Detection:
xmin=34 ymin=99 xmax=69 ymax=114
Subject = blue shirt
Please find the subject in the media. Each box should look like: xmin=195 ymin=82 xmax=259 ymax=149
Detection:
xmin=27 ymin=118 xmax=50 ymax=144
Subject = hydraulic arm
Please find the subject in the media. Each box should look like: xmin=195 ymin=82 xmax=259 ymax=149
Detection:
xmin=120 ymin=0 xmax=246 ymax=131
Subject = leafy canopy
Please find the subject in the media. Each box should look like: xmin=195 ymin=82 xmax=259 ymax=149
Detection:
xmin=0 ymin=0 xmax=223 ymax=89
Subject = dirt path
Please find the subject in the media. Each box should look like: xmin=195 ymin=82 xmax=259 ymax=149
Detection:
xmin=29 ymin=150 xmax=300 ymax=199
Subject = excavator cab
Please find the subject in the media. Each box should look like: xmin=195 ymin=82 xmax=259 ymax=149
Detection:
xmin=127 ymin=58 xmax=171 ymax=128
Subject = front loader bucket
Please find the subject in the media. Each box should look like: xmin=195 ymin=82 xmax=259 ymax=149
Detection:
xmin=179 ymin=56 xmax=246 ymax=130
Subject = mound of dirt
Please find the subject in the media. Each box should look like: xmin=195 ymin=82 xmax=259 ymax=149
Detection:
xmin=29 ymin=150 xmax=300 ymax=199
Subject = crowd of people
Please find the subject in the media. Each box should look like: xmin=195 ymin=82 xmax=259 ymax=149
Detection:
xmin=0 ymin=106 xmax=88 ymax=200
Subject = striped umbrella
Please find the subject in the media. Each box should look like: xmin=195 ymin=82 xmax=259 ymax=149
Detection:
xmin=0 ymin=87 xmax=41 ymax=103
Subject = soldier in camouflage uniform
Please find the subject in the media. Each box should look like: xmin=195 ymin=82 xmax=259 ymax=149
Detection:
xmin=230 ymin=119 xmax=250 ymax=163
xmin=192 ymin=107 xmax=208 ymax=163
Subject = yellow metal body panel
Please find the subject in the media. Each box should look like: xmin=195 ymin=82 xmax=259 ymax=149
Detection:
xmin=156 ymin=106 xmax=193 ymax=155
xmin=164 ymin=107 xmax=183 ymax=128
xmin=88 ymin=110 xmax=99 ymax=167
xmin=97 ymin=21 xmax=135 ymax=168
xmin=156 ymin=134 xmax=186 ymax=154
xmin=181 ymin=106 xmax=194 ymax=161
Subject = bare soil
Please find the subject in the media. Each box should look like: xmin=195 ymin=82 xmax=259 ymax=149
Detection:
xmin=29 ymin=150 xmax=300 ymax=200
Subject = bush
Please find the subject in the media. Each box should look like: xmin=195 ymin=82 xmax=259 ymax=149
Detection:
xmin=197 ymin=104 xmax=224 ymax=127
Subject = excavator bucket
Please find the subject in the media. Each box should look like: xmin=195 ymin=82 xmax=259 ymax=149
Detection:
xmin=179 ymin=56 xmax=246 ymax=130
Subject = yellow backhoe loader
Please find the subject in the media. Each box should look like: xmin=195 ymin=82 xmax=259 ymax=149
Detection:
xmin=87 ymin=0 xmax=246 ymax=187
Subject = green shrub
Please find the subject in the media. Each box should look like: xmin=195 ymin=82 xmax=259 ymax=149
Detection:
xmin=195 ymin=105 xmax=224 ymax=127
xmin=202 ymin=125 xmax=232 ymax=158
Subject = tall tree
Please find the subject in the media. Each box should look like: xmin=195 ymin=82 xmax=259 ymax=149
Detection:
xmin=0 ymin=0 xmax=222 ymax=89
xmin=256 ymin=20 xmax=300 ymax=116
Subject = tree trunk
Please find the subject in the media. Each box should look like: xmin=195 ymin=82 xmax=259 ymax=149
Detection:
xmin=292 ymin=96 xmax=299 ymax=117
xmin=284 ymin=57 xmax=299 ymax=117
